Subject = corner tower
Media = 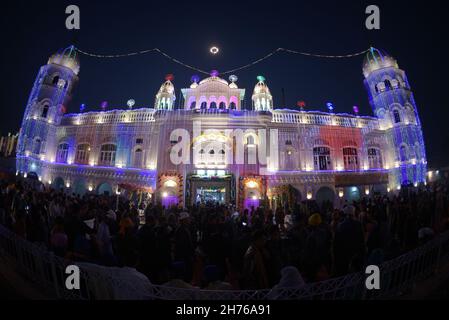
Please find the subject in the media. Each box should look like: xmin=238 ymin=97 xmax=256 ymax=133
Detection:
xmin=363 ymin=47 xmax=427 ymax=187
xmin=17 ymin=46 xmax=80 ymax=176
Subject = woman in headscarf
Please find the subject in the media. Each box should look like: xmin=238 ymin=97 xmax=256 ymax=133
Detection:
xmin=267 ymin=266 xmax=305 ymax=300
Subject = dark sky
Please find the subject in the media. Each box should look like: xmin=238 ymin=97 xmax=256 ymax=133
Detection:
xmin=1 ymin=0 xmax=448 ymax=168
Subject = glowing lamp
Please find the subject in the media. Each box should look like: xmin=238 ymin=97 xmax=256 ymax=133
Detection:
xmin=210 ymin=47 xmax=219 ymax=55
xmin=48 ymin=180 xmax=52 ymax=185
xmin=246 ymin=181 xmax=259 ymax=189
xmin=339 ymin=190 xmax=344 ymax=198
xmin=191 ymin=75 xmax=200 ymax=83
xmin=326 ymin=102 xmax=334 ymax=112
xmin=365 ymin=188 xmax=370 ymax=196
xmin=162 ymin=192 xmax=168 ymax=198
xmin=88 ymin=186 xmax=94 ymax=192
xmin=127 ymin=99 xmax=136 ymax=109
xmin=164 ymin=180 xmax=178 ymax=188
xmin=229 ymin=75 xmax=238 ymax=83
xmin=66 ymin=182 xmax=71 ymax=188
xmin=80 ymin=104 xmax=86 ymax=113
xmin=353 ymin=106 xmax=359 ymax=115
xmin=23 ymin=173 xmax=28 ymax=178
xmin=297 ymin=101 xmax=306 ymax=111
xmin=307 ymin=192 xmax=313 ymax=200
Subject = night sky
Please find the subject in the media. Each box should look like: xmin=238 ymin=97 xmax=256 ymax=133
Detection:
xmin=1 ymin=0 xmax=448 ymax=168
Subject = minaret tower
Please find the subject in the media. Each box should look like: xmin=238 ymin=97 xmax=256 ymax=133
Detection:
xmin=252 ymin=76 xmax=273 ymax=112
xmin=17 ymin=46 xmax=80 ymax=176
xmin=155 ymin=74 xmax=176 ymax=110
xmin=363 ymin=47 xmax=427 ymax=187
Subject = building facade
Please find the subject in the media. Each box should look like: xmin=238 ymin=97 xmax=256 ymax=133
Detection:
xmin=16 ymin=46 xmax=428 ymax=209
xmin=0 ymin=132 xmax=18 ymax=158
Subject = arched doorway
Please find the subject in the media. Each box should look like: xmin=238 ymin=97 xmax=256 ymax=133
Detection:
xmin=73 ymin=179 xmax=87 ymax=196
xmin=316 ymin=186 xmax=335 ymax=208
xmin=344 ymin=186 xmax=361 ymax=202
xmin=53 ymin=177 xmax=65 ymax=191
xmin=97 ymin=182 xmax=113 ymax=196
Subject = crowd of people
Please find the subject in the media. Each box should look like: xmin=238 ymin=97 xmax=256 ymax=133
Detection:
xmin=0 ymin=174 xmax=448 ymax=291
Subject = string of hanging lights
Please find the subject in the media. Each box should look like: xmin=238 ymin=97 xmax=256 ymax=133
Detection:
xmin=75 ymin=47 xmax=372 ymax=76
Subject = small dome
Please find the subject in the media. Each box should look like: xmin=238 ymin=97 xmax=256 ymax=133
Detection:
xmin=48 ymin=45 xmax=80 ymax=75
xmin=159 ymin=80 xmax=175 ymax=94
xmin=363 ymin=47 xmax=398 ymax=77
xmin=253 ymin=77 xmax=271 ymax=95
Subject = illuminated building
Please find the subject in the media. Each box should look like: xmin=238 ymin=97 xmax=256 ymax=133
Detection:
xmin=16 ymin=46 xmax=427 ymax=209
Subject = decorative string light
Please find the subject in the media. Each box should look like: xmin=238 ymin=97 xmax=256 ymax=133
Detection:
xmin=75 ymin=47 xmax=371 ymax=76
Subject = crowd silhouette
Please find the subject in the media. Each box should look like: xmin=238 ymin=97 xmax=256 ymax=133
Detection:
xmin=0 ymin=175 xmax=448 ymax=291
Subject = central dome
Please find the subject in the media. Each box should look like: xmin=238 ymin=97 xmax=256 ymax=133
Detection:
xmin=199 ymin=76 xmax=229 ymax=86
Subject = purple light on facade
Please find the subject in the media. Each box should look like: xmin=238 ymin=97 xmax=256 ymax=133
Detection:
xmin=244 ymin=198 xmax=260 ymax=211
xmin=210 ymin=70 xmax=219 ymax=77
xmin=162 ymin=195 xmax=178 ymax=209
xmin=353 ymin=106 xmax=359 ymax=115
xmin=101 ymin=101 xmax=108 ymax=111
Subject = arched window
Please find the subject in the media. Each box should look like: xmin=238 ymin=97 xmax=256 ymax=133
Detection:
xmin=399 ymin=145 xmax=408 ymax=162
xmin=52 ymin=76 xmax=60 ymax=85
xmin=246 ymin=135 xmax=255 ymax=145
xmin=368 ymin=148 xmax=383 ymax=169
xmin=190 ymin=101 xmax=196 ymax=109
xmin=200 ymin=102 xmax=207 ymax=109
xmin=374 ymin=84 xmax=379 ymax=93
xmin=209 ymin=150 xmax=215 ymax=155
xmin=33 ymin=139 xmax=42 ymax=155
xmin=133 ymin=148 xmax=144 ymax=168
xmin=41 ymin=105 xmax=49 ymax=118
xmin=313 ymin=147 xmax=331 ymax=171
xmin=384 ymin=79 xmax=392 ymax=90
xmin=219 ymin=102 xmax=226 ymax=110
xmin=99 ymin=144 xmax=117 ymax=166
xmin=393 ymin=109 xmax=401 ymax=124
xmin=56 ymin=143 xmax=69 ymax=163
xmin=229 ymin=102 xmax=237 ymax=110
xmin=75 ymin=144 xmax=90 ymax=164
xmin=343 ymin=147 xmax=359 ymax=170
xmin=210 ymin=102 xmax=217 ymax=109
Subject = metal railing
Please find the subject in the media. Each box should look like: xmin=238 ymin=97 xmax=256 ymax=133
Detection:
xmin=0 ymin=223 xmax=448 ymax=300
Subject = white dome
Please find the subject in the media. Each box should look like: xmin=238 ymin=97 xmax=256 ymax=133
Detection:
xmin=48 ymin=45 xmax=80 ymax=75
xmin=159 ymin=80 xmax=175 ymax=94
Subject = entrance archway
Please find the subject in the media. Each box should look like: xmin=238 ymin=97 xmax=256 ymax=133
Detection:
xmin=316 ymin=186 xmax=335 ymax=207
xmin=97 ymin=182 xmax=113 ymax=196
xmin=73 ymin=179 xmax=87 ymax=196
xmin=344 ymin=186 xmax=361 ymax=202
xmin=53 ymin=177 xmax=65 ymax=191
